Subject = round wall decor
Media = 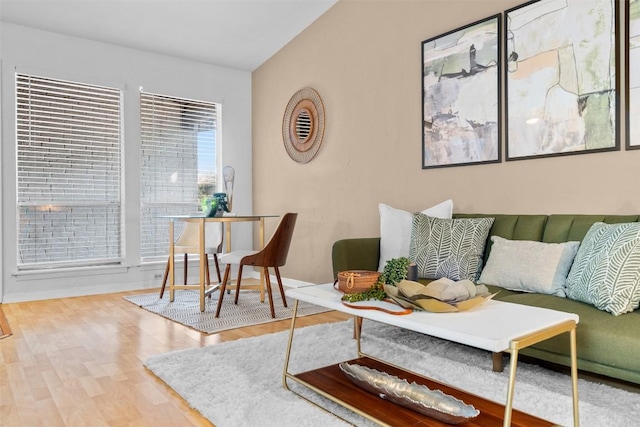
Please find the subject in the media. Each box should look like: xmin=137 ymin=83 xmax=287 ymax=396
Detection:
xmin=282 ymin=87 xmax=325 ymax=163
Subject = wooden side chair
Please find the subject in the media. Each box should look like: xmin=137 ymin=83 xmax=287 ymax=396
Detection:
xmin=159 ymin=221 xmax=223 ymax=298
xmin=215 ymin=213 xmax=298 ymax=318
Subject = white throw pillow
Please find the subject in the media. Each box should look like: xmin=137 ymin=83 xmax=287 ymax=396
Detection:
xmin=478 ymin=236 xmax=580 ymax=297
xmin=378 ymin=200 xmax=453 ymax=272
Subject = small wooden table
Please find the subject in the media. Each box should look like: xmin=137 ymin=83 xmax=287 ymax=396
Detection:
xmin=165 ymin=214 xmax=278 ymax=311
xmin=283 ymin=283 xmax=580 ymax=427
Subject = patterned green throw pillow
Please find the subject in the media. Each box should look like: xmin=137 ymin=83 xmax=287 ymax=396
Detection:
xmin=565 ymin=222 xmax=640 ymax=316
xmin=409 ymin=214 xmax=494 ymax=281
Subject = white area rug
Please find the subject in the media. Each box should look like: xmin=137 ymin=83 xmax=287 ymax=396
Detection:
xmin=145 ymin=319 xmax=639 ymax=427
xmin=124 ymin=289 xmax=330 ymax=334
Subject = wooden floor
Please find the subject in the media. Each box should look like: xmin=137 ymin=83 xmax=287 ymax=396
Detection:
xmin=0 ymin=287 xmax=350 ymax=427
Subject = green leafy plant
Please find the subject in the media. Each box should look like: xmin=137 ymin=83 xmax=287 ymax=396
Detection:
xmin=201 ymin=197 xmax=218 ymax=214
xmin=341 ymin=282 xmax=386 ymax=303
xmin=201 ymin=193 xmax=230 ymax=217
xmin=340 ymin=257 xmax=410 ymax=303
xmin=379 ymin=257 xmax=410 ymax=286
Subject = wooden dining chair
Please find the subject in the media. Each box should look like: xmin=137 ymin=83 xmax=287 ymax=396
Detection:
xmin=215 ymin=213 xmax=298 ymax=318
xmin=159 ymin=221 xmax=223 ymax=298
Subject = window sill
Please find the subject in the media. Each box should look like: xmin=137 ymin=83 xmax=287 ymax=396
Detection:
xmin=13 ymin=264 xmax=129 ymax=281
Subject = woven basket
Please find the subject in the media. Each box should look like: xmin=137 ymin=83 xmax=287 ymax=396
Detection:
xmin=337 ymin=270 xmax=381 ymax=294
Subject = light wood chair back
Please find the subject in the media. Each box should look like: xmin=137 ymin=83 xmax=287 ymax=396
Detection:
xmin=159 ymin=221 xmax=223 ymax=298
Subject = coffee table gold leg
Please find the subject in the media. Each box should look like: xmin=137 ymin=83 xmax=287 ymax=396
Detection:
xmin=259 ymin=218 xmax=266 ymax=303
xmin=283 ymin=299 xmax=300 ymax=390
xmin=199 ymin=219 xmax=206 ymax=312
xmin=355 ymin=316 xmax=362 ymax=357
xmin=504 ymin=348 xmax=519 ymax=427
xmin=570 ymin=328 xmax=580 ymax=427
xmin=169 ymin=220 xmax=175 ymax=302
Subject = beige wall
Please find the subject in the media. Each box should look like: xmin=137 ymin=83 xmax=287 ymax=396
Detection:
xmin=252 ymin=0 xmax=639 ymax=285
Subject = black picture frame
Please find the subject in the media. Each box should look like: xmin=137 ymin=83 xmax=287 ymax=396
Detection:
xmin=505 ymin=0 xmax=620 ymax=161
xmin=421 ymin=14 xmax=502 ymax=169
xmin=627 ymin=0 xmax=639 ymax=150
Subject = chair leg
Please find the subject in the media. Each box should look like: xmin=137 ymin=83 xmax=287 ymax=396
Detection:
xmin=204 ymin=254 xmax=212 ymax=298
xmin=274 ymin=266 xmax=288 ymax=308
xmin=215 ymin=265 xmax=232 ymax=318
xmin=204 ymin=254 xmax=209 ymax=285
xmin=264 ymin=267 xmax=275 ymax=318
xmin=159 ymin=258 xmax=170 ymax=298
xmin=213 ymin=254 xmax=222 ymax=283
xmin=234 ymin=265 xmax=244 ymax=305
xmin=183 ymin=254 xmax=188 ymax=285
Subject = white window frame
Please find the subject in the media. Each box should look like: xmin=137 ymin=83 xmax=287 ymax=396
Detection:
xmin=139 ymin=90 xmax=221 ymax=262
xmin=15 ymin=73 xmax=124 ymax=270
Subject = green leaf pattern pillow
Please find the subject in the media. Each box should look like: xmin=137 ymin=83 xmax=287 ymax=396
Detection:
xmin=565 ymin=222 xmax=640 ymax=316
xmin=409 ymin=214 xmax=494 ymax=281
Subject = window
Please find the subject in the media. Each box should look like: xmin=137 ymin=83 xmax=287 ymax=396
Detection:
xmin=140 ymin=91 xmax=219 ymax=261
xmin=16 ymin=73 xmax=123 ymax=269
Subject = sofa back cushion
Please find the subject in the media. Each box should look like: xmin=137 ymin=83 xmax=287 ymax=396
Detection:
xmin=453 ymin=214 xmax=547 ymax=264
xmin=542 ymin=215 xmax=640 ymax=243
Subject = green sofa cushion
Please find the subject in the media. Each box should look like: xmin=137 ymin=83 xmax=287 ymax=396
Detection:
xmin=499 ymin=292 xmax=640 ymax=374
xmin=453 ymin=214 xmax=547 ymax=264
xmin=542 ymin=215 xmax=640 ymax=243
xmin=332 ymin=237 xmax=380 ymax=278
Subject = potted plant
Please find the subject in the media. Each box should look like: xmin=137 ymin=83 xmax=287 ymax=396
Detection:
xmin=341 ymin=257 xmax=410 ymax=302
xmin=201 ymin=193 xmax=230 ymax=217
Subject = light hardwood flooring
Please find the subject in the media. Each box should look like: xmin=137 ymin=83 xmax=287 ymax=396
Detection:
xmin=0 ymin=287 xmax=350 ymax=427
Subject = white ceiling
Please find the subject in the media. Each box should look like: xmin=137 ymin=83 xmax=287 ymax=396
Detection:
xmin=0 ymin=0 xmax=337 ymax=71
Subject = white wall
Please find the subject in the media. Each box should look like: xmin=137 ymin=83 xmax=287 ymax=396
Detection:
xmin=0 ymin=23 xmax=253 ymax=302
xmin=253 ymin=0 xmax=640 ymax=285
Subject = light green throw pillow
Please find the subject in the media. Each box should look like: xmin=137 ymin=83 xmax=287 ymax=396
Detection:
xmin=478 ymin=236 xmax=580 ymax=297
xmin=565 ymin=222 xmax=640 ymax=316
xmin=409 ymin=214 xmax=494 ymax=281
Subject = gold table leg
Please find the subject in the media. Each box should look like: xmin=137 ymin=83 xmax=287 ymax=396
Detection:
xmin=198 ymin=218 xmax=206 ymax=312
xmin=503 ymin=320 xmax=579 ymax=427
xmin=259 ymin=217 xmax=266 ymax=303
xmin=282 ymin=299 xmax=299 ymax=390
xmin=504 ymin=347 xmax=519 ymax=427
xmin=570 ymin=328 xmax=580 ymax=427
xmin=169 ymin=220 xmax=175 ymax=302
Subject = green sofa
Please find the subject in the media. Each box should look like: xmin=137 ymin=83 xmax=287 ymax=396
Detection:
xmin=332 ymin=214 xmax=640 ymax=385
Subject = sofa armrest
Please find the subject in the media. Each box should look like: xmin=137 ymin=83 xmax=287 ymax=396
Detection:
xmin=331 ymin=238 xmax=381 ymax=279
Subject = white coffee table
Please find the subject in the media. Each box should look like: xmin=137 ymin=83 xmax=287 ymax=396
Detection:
xmin=282 ymin=283 xmax=579 ymax=427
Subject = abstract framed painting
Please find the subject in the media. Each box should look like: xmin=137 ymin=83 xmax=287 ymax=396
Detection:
xmin=628 ymin=0 xmax=640 ymax=150
xmin=505 ymin=0 xmax=619 ymax=160
xmin=421 ymin=14 xmax=501 ymax=169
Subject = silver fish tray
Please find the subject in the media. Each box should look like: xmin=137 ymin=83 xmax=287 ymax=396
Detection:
xmin=339 ymin=362 xmax=480 ymax=425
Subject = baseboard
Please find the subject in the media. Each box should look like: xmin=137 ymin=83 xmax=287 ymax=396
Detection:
xmin=2 ymin=271 xmax=317 ymax=303
xmin=1 ymin=280 xmax=156 ymax=303
xmin=244 ymin=270 xmax=316 ymax=289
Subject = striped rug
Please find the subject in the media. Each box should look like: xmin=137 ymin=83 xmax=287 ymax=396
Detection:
xmin=124 ymin=288 xmax=331 ymax=334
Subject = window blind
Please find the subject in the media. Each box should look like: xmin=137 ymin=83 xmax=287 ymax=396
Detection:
xmin=140 ymin=91 xmax=219 ymax=261
xmin=16 ymin=73 xmax=123 ymax=269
